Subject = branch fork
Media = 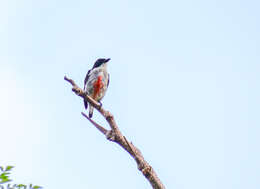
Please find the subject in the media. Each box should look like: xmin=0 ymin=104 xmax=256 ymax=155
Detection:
xmin=64 ymin=76 xmax=165 ymax=189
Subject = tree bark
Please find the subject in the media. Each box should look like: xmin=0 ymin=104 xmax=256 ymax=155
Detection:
xmin=64 ymin=76 xmax=166 ymax=189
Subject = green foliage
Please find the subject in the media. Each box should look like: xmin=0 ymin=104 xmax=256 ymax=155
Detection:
xmin=5 ymin=166 xmax=14 ymax=172
xmin=0 ymin=166 xmax=12 ymax=184
xmin=17 ymin=184 xmax=27 ymax=189
xmin=0 ymin=166 xmax=42 ymax=189
xmin=32 ymin=186 xmax=41 ymax=189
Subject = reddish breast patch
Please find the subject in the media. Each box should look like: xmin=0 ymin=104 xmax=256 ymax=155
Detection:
xmin=93 ymin=76 xmax=104 ymax=99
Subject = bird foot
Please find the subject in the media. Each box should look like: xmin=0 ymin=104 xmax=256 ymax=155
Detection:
xmin=98 ymin=102 xmax=103 ymax=110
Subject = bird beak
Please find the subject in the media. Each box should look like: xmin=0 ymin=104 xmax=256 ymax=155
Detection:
xmin=105 ymin=58 xmax=111 ymax=63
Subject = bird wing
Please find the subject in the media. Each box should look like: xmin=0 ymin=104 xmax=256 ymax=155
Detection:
xmin=84 ymin=69 xmax=91 ymax=90
xmin=107 ymin=73 xmax=110 ymax=88
xmin=83 ymin=69 xmax=91 ymax=110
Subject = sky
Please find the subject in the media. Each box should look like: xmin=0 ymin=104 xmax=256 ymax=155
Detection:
xmin=0 ymin=0 xmax=259 ymax=188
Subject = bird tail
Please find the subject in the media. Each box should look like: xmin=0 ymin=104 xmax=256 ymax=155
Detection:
xmin=89 ymin=105 xmax=94 ymax=118
xmin=84 ymin=99 xmax=88 ymax=109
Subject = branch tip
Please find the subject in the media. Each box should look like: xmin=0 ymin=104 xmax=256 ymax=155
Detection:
xmin=81 ymin=112 xmax=108 ymax=135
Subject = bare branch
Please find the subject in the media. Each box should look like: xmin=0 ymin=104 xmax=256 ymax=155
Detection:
xmin=64 ymin=76 xmax=102 ymax=111
xmin=81 ymin=112 xmax=108 ymax=135
xmin=65 ymin=76 xmax=165 ymax=189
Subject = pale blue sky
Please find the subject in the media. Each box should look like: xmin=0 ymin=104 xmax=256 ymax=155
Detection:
xmin=0 ymin=0 xmax=259 ymax=188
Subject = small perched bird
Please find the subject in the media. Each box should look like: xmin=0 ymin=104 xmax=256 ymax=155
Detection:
xmin=84 ymin=58 xmax=110 ymax=118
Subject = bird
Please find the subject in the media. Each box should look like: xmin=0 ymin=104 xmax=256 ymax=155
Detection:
xmin=84 ymin=58 xmax=110 ymax=118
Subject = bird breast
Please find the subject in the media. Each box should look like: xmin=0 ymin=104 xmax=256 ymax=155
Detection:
xmin=86 ymin=68 xmax=108 ymax=100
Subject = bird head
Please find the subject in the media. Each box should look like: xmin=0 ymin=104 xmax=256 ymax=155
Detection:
xmin=92 ymin=58 xmax=110 ymax=69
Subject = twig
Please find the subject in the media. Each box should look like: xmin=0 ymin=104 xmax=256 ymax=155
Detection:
xmin=81 ymin=112 xmax=108 ymax=135
xmin=64 ymin=76 xmax=165 ymax=189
